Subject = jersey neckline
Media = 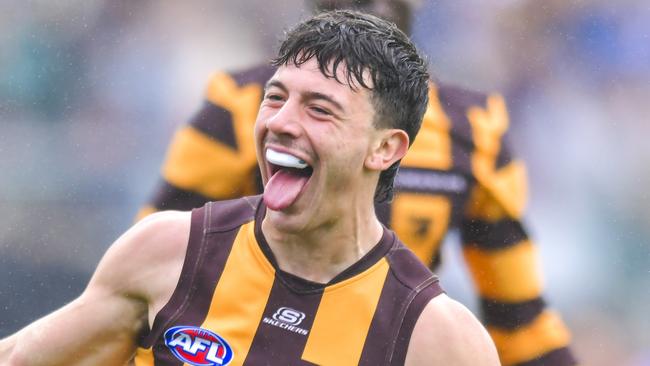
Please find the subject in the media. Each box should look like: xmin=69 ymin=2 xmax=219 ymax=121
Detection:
xmin=252 ymin=199 xmax=395 ymax=293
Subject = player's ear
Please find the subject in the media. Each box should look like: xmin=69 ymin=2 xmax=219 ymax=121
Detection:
xmin=365 ymin=129 xmax=409 ymax=171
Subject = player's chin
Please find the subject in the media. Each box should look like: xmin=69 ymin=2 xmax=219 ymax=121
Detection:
xmin=266 ymin=209 xmax=313 ymax=234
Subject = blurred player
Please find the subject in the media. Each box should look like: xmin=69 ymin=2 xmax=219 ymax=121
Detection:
xmin=138 ymin=1 xmax=577 ymax=365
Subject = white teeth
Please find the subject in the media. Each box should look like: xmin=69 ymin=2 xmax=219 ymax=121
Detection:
xmin=266 ymin=149 xmax=308 ymax=169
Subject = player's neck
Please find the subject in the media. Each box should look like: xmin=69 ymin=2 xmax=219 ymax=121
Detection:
xmin=261 ymin=204 xmax=383 ymax=284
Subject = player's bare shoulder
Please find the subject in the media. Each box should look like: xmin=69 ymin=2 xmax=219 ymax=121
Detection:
xmin=91 ymin=210 xmax=192 ymax=309
xmin=405 ymin=294 xmax=501 ymax=366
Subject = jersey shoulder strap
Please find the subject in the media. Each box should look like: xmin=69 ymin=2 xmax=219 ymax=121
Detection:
xmin=203 ymin=195 xmax=262 ymax=233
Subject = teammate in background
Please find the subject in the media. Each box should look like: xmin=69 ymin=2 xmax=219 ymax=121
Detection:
xmin=138 ymin=1 xmax=577 ymax=365
xmin=0 ymin=11 xmax=498 ymax=365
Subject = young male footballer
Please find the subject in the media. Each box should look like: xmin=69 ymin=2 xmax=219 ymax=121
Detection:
xmin=0 ymin=10 xmax=498 ymax=366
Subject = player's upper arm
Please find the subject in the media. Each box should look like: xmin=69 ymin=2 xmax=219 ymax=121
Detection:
xmin=91 ymin=210 xmax=191 ymax=300
xmin=405 ymin=294 xmax=500 ymax=366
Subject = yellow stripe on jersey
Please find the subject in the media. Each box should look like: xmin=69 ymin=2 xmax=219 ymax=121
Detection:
xmin=302 ymin=258 xmax=390 ymax=366
xmin=488 ymin=310 xmax=572 ymax=366
xmin=463 ymin=240 xmax=543 ymax=302
xmin=465 ymin=160 xmax=527 ymax=221
xmin=133 ymin=346 xmax=154 ymax=366
xmin=199 ymin=222 xmax=276 ymax=366
xmin=391 ymin=193 xmax=451 ymax=265
xmin=205 ymin=72 xmax=263 ymax=163
xmin=402 ymin=82 xmax=452 ymax=170
xmin=162 ymin=126 xmax=252 ymax=199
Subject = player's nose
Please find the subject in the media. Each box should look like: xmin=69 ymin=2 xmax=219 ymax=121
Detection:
xmin=265 ymin=99 xmax=303 ymax=139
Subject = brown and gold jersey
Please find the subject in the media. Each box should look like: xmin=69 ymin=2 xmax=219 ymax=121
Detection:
xmin=138 ymin=64 xmax=576 ymax=365
xmin=134 ymin=196 xmax=443 ymax=366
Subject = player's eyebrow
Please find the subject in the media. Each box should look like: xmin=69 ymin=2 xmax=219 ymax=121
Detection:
xmin=265 ymin=79 xmax=288 ymax=94
xmin=265 ymin=79 xmax=346 ymax=114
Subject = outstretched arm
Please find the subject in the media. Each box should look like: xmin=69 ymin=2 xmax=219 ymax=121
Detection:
xmin=0 ymin=211 xmax=190 ymax=365
xmin=405 ymin=294 xmax=500 ymax=366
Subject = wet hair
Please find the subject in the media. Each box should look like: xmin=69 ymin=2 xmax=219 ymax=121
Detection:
xmin=271 ymin=10 xmax=429 ymax=203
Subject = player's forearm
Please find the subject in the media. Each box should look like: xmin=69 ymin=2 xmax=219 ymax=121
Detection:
xmin=0 ymin=294 xmax=144 ymax=366
xmin=1 ymin=323 xmax=60 ymax=366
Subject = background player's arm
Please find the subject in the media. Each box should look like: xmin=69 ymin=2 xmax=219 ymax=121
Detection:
xmin=0 ymin=211 xmax=190 ymax=366
xmin=461 ymin=96 xmax=575 ymax=365
xmin=405 ymin=294 xmax=500 ymax=366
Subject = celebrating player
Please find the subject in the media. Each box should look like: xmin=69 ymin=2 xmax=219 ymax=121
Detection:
xmin=139 ymin=1 xmax=576 ymax=365
xmin=0 ymin=10 xmax=499 ymax=365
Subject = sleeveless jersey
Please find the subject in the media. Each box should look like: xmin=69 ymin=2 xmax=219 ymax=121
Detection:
xmin=134 ymin=196 xmax=443 ymax=366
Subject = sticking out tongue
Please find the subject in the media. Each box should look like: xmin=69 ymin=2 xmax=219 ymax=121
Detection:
xmin=264 ymin=169 xmax=310 ymax=211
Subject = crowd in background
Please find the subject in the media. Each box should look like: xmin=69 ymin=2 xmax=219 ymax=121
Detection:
xmin=1 ymin=1 xmax=648 ymax=365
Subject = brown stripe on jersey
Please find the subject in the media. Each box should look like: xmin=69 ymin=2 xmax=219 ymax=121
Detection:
xmin=243 ymin=278 xmax=323 ymax=365
xmin=139 ymin=205 xmax=208 ymax=348
xmin=141 ymin=199 xmax=258 ymax=364
xmin=389 ymin=283 xmax=444 ymax=366
xmin=437 ymin=83 xmax=487 ymax=175
xmin=358 ymin=247 xmax=442 ymax=365
xmin=495 ymin=134 xmax=513 ymax=170
xmin=516 ymin=347 xmax=577 ymax=366
xmin=461 ymin=218 xmax=528 ymax=250
xmin=252 ymin=166 xmax=265 ymax=195
xmin=379 ymin=243 xmax=443 ymax=365
xmin=447 ymin=180 xmax=472 ymax=231
xmin=450 ymin=134 xmax=472 ymax=178
xmin=429 ymin=249 xmax=442 ymax=270
xmin=204 ymin=195 xmax=260 ymax=232
xmin=150 ymin=180 xmax=211 ymax=211
xmin=481 ymin=297 xmax=546 ymax=330
xmin=189 ymin=101 xmax=238 ymax=150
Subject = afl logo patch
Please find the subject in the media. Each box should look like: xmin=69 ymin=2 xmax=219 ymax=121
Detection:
xmin=164 ymin=326 xmax=234 ymax=366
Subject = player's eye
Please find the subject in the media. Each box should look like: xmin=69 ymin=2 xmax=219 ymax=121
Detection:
xmin=310 ymin=106 xmax=331 ymax=116
xmin=265 ymin=93 xmax=284 ymax=101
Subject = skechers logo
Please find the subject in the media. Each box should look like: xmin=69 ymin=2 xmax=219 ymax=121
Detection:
xmin=272 ymin=306 xmax=305 ymax=325
xmin=164 ymin=326 xmax=233 ymax=366
xmin=263 ymin=307 xmax=309 ymax=335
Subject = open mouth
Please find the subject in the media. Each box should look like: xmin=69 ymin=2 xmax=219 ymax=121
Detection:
xmin=263 ymin=148 xmax=314 ymax=211
xmin=266 ymin=148 xmax=313 ymax=178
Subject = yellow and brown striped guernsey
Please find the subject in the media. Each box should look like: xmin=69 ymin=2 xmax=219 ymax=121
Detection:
xmin=140 ymin=64 xmax=577 ymax=365
xmin=134 ymin=196 xmax=443 ymax=366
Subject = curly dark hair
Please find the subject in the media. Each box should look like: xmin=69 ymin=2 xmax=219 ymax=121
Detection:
xmin=271 ymin=10 xmax=430 ymax=203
